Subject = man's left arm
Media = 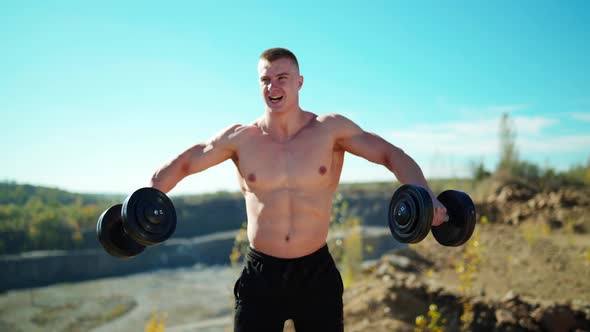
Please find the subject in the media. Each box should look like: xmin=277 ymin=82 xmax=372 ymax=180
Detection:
xmin=330 ymin=114 xmax=447 ymax=226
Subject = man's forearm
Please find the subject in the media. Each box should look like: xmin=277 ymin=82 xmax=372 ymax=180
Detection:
xmin=149 ymin=158 xmax=189 ymax=194
xmin=386 ymin=148 xmax=436 ymax=197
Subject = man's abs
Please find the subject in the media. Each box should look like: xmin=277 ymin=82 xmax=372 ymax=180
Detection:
xmin=243 ymin=189 xmax=334 ymax=258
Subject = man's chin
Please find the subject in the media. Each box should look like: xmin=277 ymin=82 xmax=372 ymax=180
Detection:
xmin=266 ymin=103 xmax=286 ymax=112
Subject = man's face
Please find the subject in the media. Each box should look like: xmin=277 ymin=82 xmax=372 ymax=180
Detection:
xmin=258 ymin=58 xmax=303 ymax=112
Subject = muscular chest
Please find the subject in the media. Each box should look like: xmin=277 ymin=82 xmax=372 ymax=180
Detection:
xmin=236 ymin=131 xmax=337 ymax=190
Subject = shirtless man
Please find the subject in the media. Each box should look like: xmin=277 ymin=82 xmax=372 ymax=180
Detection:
xmin=149 ymin=48 xmax=447 ymax=332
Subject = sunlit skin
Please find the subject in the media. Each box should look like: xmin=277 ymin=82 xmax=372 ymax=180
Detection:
xmin=150 ymin=57 xmax=447 ymax=258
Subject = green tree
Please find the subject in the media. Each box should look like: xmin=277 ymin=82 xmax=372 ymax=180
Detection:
xmin=496 ymin=112 xmax=519 ymax=175
xmin=470 ymin=159 xmax=491 ymax=181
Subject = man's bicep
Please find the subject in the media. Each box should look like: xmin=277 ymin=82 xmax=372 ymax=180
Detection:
xmin=183 ymin=142 xmax=234 ymax=174
xmin=328 ymin=114 xmax=392 ymax=165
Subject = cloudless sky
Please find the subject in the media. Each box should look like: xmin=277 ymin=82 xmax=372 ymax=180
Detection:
xmin=1 ymin=0 xmax=589 ymax=195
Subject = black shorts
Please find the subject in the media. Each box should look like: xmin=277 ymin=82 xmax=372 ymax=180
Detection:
xmin=233 ymin=244 xmax=344 ymax=332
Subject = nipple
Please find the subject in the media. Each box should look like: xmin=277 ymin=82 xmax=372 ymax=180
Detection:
xmin=319 ymin=166 xmax=327 ymax=175
xmin=247 ymin=173 xmax=256 ymax=182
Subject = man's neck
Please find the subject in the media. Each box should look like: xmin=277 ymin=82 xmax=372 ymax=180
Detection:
xmin=260 ymin=107 xmax=309 ymax=142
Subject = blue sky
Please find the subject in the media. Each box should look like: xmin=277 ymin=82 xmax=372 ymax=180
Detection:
xmin=1 ymin=1 xmax=589 ymax=195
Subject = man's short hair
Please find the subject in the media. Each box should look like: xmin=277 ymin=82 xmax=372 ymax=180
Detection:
xmin=259 ymin=48 xmax=299 ymax=69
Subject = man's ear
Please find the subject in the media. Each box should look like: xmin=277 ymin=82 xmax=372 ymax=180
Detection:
xmin=298 ymin=75 xmax=304 ymax=90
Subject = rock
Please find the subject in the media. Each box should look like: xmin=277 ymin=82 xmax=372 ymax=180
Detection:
xmin=510 ymin=210 xmax=524 ymax=224
xmin=496 ymin=308 xmax=517 ymax=325
xmin=533 ymin=304 xmax=578 ymax=332
xmin=547 ymin=218 xmax=563 ymax=230
xmin=502 ymin=290 xmax=519 ymax=303
xmin=573 ymin=221 xmax=586 ymax=234
xmin=538 ymin=198 xmax=547 ymax=209
xmin=496 ymin=187 xmax=512 ymax=203
xmin=383 ymin=254 xmax=412 ymax=271
xmin=518 ymin=317 xmax=541 ymax=331
xmin=527 ymin=199 xmax=537 ymax=209
xmin=361 ymin=259 xmax=379 ymax=274
xmin=375 ymin=262 xmax=394 ymax=277
xmin=388 ymin=286 xmax=429 ymax=322
xmin=344 ymin=274 xmax=589 ymax=331
xmin=404 ymin=274 xmax=417 ymax=288
xmin=494 ymin=184 xmax=534 ymax=203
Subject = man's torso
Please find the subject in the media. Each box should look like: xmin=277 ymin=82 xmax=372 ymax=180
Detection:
xmin=230 ymin=113 xmax=345 ymax=258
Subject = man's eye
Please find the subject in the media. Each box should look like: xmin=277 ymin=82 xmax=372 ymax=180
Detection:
xmin=279 ymin=76 xmax=287 ymax=80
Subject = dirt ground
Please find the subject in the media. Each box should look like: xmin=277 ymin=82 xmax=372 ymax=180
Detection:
xmin=418 ymin=222 xmax=590 ymax=304
xmin=342 ymin=184 xmax=590 ymax=331
xmin=412 ymin=183 xmax=590 ymax=305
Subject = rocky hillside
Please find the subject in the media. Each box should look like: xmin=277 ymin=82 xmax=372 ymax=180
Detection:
xmin=342 ymin=183 xmax=590 ymax=332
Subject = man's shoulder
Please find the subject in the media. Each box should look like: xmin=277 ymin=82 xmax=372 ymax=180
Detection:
xmin=315 ymin=113 xmax=358 ymax=129
xmin=220 ymin=123 xmax=259 ymax=136
xmin=210 ymin=123 xmax=260 ymax=144
xmin=312 ymin=113 xmax=364 ymax=141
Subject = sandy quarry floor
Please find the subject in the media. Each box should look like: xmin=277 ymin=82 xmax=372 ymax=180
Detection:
xmin=0 ymin=265 xmax=239 ymax=332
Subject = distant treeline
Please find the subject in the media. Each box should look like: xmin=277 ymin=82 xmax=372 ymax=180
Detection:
xmin=0 ymin=182 xmax=119 ymax=254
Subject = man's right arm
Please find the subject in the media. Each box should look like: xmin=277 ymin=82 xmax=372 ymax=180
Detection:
xmin=149 ymin=124 xmax=243 ymax=193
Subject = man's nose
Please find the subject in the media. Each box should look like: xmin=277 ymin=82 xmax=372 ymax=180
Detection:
xmin=267 ymin=81 xmax=277 ymax=91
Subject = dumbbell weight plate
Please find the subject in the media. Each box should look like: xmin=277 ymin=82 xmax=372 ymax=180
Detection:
xmin=122 ymin=187 xmax=177 ymax=246
xmin=97 ymin=204 xmax=146 ymax=258
xmin=388 ymin=184 xmax=433 ymax=243
xmin=432 ymin=190 xmax=476 ymax=246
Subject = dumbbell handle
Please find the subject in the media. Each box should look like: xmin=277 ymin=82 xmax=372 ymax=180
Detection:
xmin=433 ymin=198 xmax=450 ymax=223
xmin=432 ymin=214 xmax=449 ymax=226
xmin=433 ymin=208 xmax=450 ymax=223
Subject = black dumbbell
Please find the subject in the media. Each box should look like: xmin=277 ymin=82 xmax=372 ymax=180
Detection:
xmin=96 ymin=187 xmax=177 ymax=258
xmin=388 ymin=184 xmax=476 ymax=246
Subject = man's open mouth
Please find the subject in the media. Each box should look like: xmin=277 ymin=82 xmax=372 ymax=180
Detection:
xmin=269 ymin=96 xmax=284 ymax=103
